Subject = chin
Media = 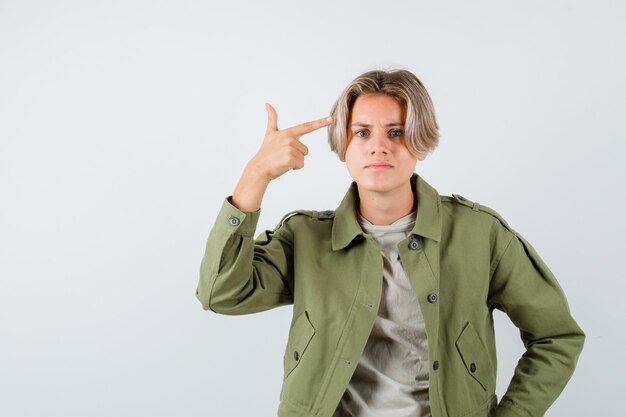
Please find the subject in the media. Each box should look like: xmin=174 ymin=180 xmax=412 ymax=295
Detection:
xmin=355 ymin=175 xmax=399 ymax=193
xmin=358 ymin=167 xmax=416 ymax=188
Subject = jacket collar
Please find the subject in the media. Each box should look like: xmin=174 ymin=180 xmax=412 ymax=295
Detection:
xmin=331 ymin=172 xmax=442 ymax=251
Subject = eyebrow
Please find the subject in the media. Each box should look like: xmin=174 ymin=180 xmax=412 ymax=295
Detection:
xmin=350 ymin=122 xmax=405 ymax=127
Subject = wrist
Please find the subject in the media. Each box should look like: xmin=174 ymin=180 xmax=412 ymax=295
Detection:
xmin=244 ymin=159 xmax=272 ymax=185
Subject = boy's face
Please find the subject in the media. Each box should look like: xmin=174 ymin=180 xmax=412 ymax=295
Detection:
xmin=344 ymin=93 xmax=425 ymax=195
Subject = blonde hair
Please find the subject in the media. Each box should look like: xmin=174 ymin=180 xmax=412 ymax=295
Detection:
xmin=328 ymin=69 xmax=440 ymax=161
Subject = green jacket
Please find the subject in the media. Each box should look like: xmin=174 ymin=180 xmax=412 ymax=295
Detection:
xmin=196 ymin=173 xmax=584 ymax=417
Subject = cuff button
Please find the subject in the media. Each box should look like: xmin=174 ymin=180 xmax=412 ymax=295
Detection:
xmin=229 ymin=216 xmax=241 ymax=226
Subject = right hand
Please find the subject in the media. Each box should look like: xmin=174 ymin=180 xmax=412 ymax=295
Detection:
xmin=249 ymin=103 xmax=333 ymax=181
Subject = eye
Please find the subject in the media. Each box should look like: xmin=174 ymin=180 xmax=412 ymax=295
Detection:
xmin=389 ymin=129 xmax=403 ymax=137
xmin=355 ymin=130 xmax=368 ymax=138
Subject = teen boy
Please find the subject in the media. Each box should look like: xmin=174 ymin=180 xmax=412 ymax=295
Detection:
xmin=196 ymin=69 xmax=584 ymax=417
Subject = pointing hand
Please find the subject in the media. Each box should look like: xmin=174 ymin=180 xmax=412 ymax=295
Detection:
xmin=251 ymin=103 xmax=334 ymax=181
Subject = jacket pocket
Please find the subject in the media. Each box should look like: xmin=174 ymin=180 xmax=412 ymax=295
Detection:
xmin=455 ymin=321 xmax=494 ymax=392
xmin=283 ymin=310 xmax=316 ymax=381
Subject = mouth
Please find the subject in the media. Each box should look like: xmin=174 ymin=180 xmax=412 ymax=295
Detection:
xmin=365 ymin=162 xmax=393 ymax=169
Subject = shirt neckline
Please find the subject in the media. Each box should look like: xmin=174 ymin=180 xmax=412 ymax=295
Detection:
xmin=357 ymin=210 xmax=417 ymax=233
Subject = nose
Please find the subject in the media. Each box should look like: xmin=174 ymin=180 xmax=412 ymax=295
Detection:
xmin=368 ymin=130 xmax=389 ymax=155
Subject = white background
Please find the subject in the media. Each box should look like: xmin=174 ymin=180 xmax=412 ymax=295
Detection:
xmin=1 ymin=1 xmax=624 ymax=416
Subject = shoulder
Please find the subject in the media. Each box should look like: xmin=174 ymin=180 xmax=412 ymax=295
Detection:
xmin=273 ymin=208 xmax=335 ymax=231
xmin=440 ymin=193 xmax=517 ymax=235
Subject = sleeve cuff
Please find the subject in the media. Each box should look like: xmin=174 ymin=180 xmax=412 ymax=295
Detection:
xmin=493 ymin=400 xmax=531 ymax=417
xmin=214 ymin=196 xmax=261 ymax=238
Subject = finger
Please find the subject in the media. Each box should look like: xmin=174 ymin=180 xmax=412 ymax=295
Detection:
xmin=284 ymin=115 xmax=333 ymax=138
xmin=265 ymin=103 xmax=278 ymax=134
xmin=289 ymin=138 xmax=309 ymax=156
xmin=291 ymin=156 xmax=305 ymax=170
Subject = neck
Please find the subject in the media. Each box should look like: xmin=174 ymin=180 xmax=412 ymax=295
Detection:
xmin=357 ymin=181 xmax=416 ymax=226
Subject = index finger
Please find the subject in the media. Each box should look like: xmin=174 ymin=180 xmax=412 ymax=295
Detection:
xmin=283 ymin=116 xmax=334 ymax=137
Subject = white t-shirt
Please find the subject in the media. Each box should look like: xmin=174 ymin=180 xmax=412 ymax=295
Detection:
xmin=332 ymin=209 xmax=431 ymax=417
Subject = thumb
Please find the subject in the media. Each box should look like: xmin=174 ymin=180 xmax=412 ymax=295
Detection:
xmin=265 ymin=102 xmax=278 ymax=134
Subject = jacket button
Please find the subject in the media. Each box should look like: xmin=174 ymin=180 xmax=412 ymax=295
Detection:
xmin=293 ymin=351 xmax=299 ymax=361
xmin=427 ymin=293 xmax=438 ymax=303
xmin=470 ymin=362 xmax=476 ymax=373
xmin=433 ymin=360 xmax=439 ymax=370
xmin=228 ymin=216 xmax=240 ymax=226
xmin=408 ymin=240 xmax=419 ymax=250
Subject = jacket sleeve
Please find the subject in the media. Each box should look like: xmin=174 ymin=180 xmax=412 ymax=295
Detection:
xmin=195 ymin=196 xmax=295 ymax=315
xmin=488 ymin=229 xmax=585 ymax=417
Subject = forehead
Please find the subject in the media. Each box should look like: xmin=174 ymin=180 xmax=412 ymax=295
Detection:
xmin=349 ymin=94 xmax=405 ymax=121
